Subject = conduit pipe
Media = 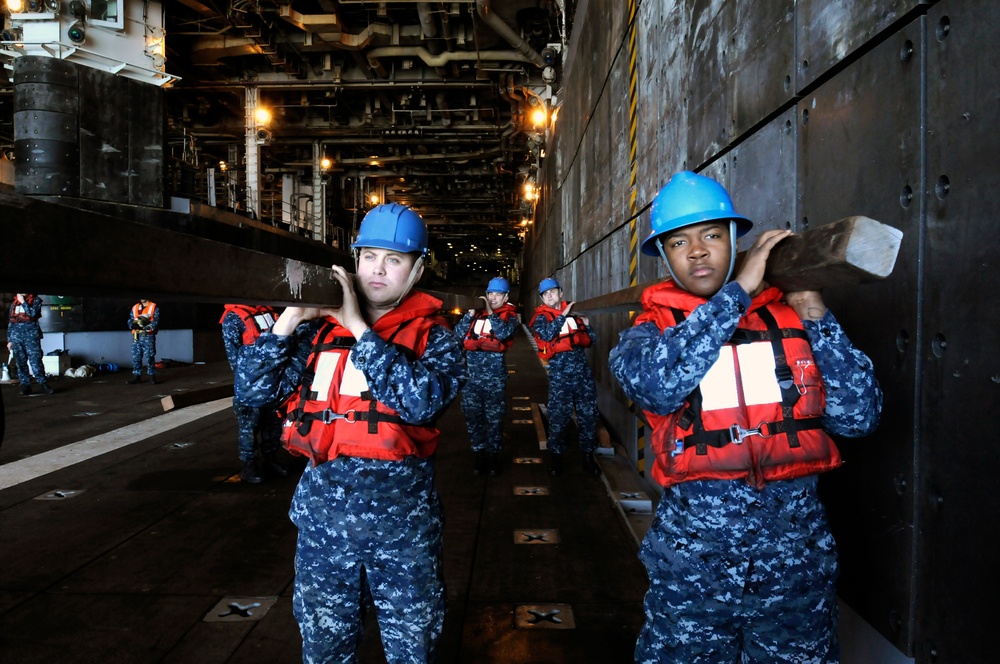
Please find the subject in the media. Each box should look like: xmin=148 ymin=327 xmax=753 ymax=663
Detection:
xmin=475 ymin=0 xmax=544 ymax=67
xmin=366 ymin=46 xmax=533 ymax=69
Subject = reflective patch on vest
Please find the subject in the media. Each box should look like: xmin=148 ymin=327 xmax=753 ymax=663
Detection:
xmin=473 ymin=318 xmax=494 ymax=335
xmin=13 ymin=304 xmax=26 ymax=315
xmin=253 ymin=313 xmax=275 ymax=331
xmin=700 ymin=343 xmax=782 ymax=410
xmin=310 ymin=351 xmax=343 ymax=402
xmin=339 ymin=355 xmax=370 ymax=397
xmin=737 ymin=343 xmax=782 ymax=406
xmin=700 ymin=350 xmax=739 ymax=410
xmin=560 ymin=317 xmax=578 ymax=335
xmin=310 ymin=350 xmax=371 ymax=400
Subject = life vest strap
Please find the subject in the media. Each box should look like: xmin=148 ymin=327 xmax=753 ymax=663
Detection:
xmin=729 ymin=328 xmax=809 ymax=344
xmin=294 ymin=407 xmax=406 ymax=432
xmin=683 ymin=417 xmax=824 ymax=455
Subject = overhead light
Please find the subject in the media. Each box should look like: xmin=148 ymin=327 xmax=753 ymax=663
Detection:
xmin=370 ymin=193 xmax=379 ymax=205
xmin=254 ymin=107 xmax=272 ymax=125
xmin=7 ymin=0 xmax=25 ymax=12
xmin=66 ymin=22 xmax=85 ymax=44
xmin=218 ymin=161 xmax=227 ymax=172
xmin=320 ymin=157 xmax=332 ymax=170
xmin=531 ymin=108 xmax=547 ymax=127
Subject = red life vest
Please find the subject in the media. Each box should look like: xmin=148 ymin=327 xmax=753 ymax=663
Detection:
xmin=278 ymin=291 xmax=445 ymax=466
xmin=131 ymin=301 xmax=158 ymax=335
xmin=8 ymin=295 xmax=39 ymax=324
xmin=531 ymin=304 xmax=592 ymax=358
xmin=636 ymin=281 xmax=840 ymax=490
xmin=462 ymin=303 xmax=517 ymax=352
xmin=220 ymin=305 xmax=277 ymax=346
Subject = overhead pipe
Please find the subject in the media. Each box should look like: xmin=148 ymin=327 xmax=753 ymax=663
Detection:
xmin=366 ymin=46 xmax=534 ymax=70
xmin=475 ymin=0 xmax=544 ymax=67
xmin=417 ymin=3 xmax=444 ymax=56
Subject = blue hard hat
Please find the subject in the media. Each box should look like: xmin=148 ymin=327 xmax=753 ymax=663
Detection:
xmin=538 ymin=277 xmax=560 ymax=294
xmin=640 ymin=171 xmax=753 ymax=256
xmin=487 ymin=277 xmax=510 ymax=294
xmin=352 ymin=203 xmax=429 ymax=255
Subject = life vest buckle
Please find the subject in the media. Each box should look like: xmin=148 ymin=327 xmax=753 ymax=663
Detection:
xmin=728 ymin=421 xmax=773 ymax=445
xmin=319 ymin=409 xmax=358 ymax=424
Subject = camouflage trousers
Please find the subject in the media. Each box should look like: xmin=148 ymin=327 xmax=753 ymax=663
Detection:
xmin=233 ymin=402 xmax=282 ymax=462
xmin=131 ymin=335 xmax=156 ymax=376
xmin=636 ymin=477 xmax=839 ymax=664
xmin=546 ymin=353 xmax=598 ymax=455
xmin=289 ymin=455 xmax=445 ymax=664
xmin=460 ymin=370 xmax=507 ymax=454
xmin=7 ymin=323 xmax=47 ymax=386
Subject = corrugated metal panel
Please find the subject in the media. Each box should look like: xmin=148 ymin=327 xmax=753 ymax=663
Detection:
xmin=730 ymin=108 xmax=798 ymax=233
xmin=797 ymin=16 xmax=923 ymax=654
xmin=129 ymin=79 xmax=165 ymax=207
xmin=80 ymin=67 xmax=129 ymax=202
xmin=730 ymin=0 xmax=797 ymax=139
xmin=796 ymin=0 xmax=927 ymax=91
xmin=686 ymin=0 xmax=733 ymax=168
xmin=917 ymin=1 xmax=1000 ymax=660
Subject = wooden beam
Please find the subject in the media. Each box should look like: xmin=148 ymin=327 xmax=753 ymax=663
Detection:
xmin=1 ymin=191 xmax=487 ymax=311
xmin=0 ymin=190 xmax=346 ymax=307
xmin=573 ymin=216 xmax=903 ymax=314
xmin=161 ymin=384 xmax=234 ymax=412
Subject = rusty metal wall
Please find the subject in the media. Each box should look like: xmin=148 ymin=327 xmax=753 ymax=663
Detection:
xmin=523 ymin=0 xmax=997 ymax=659
xmin=13 ymin=58 xmax=164 ymax=207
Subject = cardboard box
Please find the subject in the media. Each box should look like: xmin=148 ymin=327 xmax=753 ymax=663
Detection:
xmin=43 ymin=355 xmax=71 ymax=376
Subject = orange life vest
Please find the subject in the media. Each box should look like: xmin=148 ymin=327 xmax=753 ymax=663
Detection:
xmin=278 ymin=291 xmax=444 ymax=466
xmin=131 ymin=301 xmax=158 ymax=334
xmin=462 ymin=303 xmax=517 ymax=352
xmin=8 ymin=295 xmax=39 ymax=324
xmin=220 ymin=305 xmax=277 ymax=346
xmin=637 ymin=281 xmax=840 ymax=490
xmin=531 ymin=304 xmax=592 ymax=358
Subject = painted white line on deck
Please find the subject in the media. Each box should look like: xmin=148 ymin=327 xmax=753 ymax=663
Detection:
xmin=0 ymin=398 xmax=233 ymax=491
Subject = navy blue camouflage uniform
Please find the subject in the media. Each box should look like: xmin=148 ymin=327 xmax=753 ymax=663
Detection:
xmin=237 ymin=314 xmax=465 ymax=663
xmin=128 ymin=302 xmax=159 ymax=378
xmin=7 ymin=295 xmax=50 ymax=390
xmin=454 ymin=306 xmax=519 ymax=455
xmin=531 ymin=310 xmax=598 ymax=455
xmin=222 ymin=310 xmax=282 ymax=464
xmin=609 ymin=280 xmax=883 ymax=663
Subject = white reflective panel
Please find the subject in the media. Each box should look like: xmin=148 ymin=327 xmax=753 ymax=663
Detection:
xmin=559 ymin=317 xmax=579 ymax=335
xmin=310 ymin=351 xmax=344 ymax=402
xmin=700 ymin=349 xmax=739 ymax=411
xmin=253 ymin=314 xmax=275 ymax=331
xmin=473 ymin=318 xmax=493 ymax=335
xmin=736 ymin=343 xmax=781 ymax=406
xmin=340 ymin=355 xmax=370 ymax=397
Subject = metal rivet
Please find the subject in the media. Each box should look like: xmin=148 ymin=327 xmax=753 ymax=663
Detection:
xmin=936 ymin=16 xmax=950 ymax=41
xmin=893 ymin=473 xmax=907 ymax=495
xmin=931 ymin=333 xmax=947 ymax=357
xmin=928 ymin=493 xmax=944 ymax=511
xmin=889 ymin=609 xmax=902 ymax=633
xmin=935 ymin=175 xmax=950 ymax=199
xmin=899 ymin=184 xmax=913 ymax=208
xmin=896 ymin=330 xmax=909 ymax=353
xmin=900 ymin=40 xmax=914 ymax=63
